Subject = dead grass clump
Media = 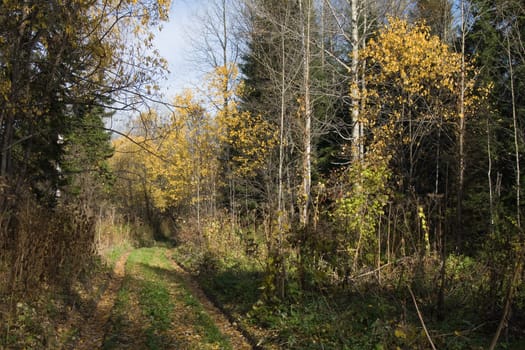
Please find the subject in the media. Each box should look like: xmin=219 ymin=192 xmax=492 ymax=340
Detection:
xmin=0 ymin=179 xmax=99 ymax=299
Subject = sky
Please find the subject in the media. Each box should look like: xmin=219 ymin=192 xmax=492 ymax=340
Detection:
xmin=153 ymin=0 xmax=207 ymax=96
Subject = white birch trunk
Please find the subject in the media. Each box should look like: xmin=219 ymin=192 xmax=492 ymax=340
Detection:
xmin=351 ymin=0 xmax=362 ymax=161
xmin=299 ymin=0 xmax=312 ymax=227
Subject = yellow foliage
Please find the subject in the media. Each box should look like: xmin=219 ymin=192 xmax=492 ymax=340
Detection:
xmin=363 ymin=17 xmax=463 ymax=104
xmin=208 ymin=63 xmax=278 ymax=177
xmin=360 ymin=17 xmax=481 ymax=158
xmin=110 ymin=62 xmax=278 ymax=212
xmin=110 ymin=91 xmax=219 ymax=212
xmin=144 ymin=91 xmax=219 ymax=211
xmin=394 ymin=328 xmax=407 ymax=339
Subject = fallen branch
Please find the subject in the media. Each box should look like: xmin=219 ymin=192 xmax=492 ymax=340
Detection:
xmin=408 ymin=286 xmax=437 ymax=350
xmin=349 ymin=256 xmax=413 ymax=281
xmin=489 ymin=245 xmax=524 ymax=350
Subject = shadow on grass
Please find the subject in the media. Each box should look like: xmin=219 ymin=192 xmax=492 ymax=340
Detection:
xmin=198 ymin=268 xmax=264 ymax=316
xmin=102 ymin=273 xmax=180 ymax=350
xmin=190 ymin=264 xmax=524 ymax=350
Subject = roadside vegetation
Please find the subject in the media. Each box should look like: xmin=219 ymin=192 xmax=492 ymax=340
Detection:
xmin=170 ymin=217 xmax=525 ymax=349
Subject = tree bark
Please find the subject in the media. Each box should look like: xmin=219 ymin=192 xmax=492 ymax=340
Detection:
xmin=299 ymin=0 xmax=312 ymax=227
xmin=456 ymin=0 xmax=467 ymax=249
xmin=351 ymin=0 xmax=363 ymax=161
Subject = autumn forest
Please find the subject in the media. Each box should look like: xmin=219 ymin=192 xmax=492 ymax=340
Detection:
xmin=1 ymin=0 xmax=524 ymax=349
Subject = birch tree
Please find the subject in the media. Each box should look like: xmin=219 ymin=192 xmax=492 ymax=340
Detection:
xmin=298 ymin=0 xmax=314 ymax=227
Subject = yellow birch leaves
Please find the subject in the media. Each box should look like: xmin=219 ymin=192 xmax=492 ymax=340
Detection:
xmin=361 ymin=18 xmax=479 ymax=157
xmin=364 ymin=18 xmax=461 ymax=98
xmin=209 ymin=64 xmax=277 ymax=177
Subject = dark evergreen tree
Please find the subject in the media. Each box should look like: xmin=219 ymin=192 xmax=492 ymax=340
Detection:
xmin=412 ymin=0 xmax=453 ymax=42
xmin=464 ymin=0 xmax=525 ymax=245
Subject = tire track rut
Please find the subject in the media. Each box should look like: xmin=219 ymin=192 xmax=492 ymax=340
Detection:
xmin=166 ymin=251 xmax=253 ymax=350
xmin=75 ymin=251 xmax=130 ymax=349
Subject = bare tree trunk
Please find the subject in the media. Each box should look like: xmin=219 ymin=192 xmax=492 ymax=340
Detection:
xmin=220 ymin=0 xmax=237 ymax=233
xmin=197 ymin=172 xmax=201 ymax=233
xmin=360 ymin=3 xmax=367 ymax=159
xmin=278 ymin=35 xmax=286 ymax=237
xmin=489 ymin=255 xmax=523 ymax=350
xmin=299 ymin=0 xmax=312 ymax=227
xmin=351 ymin=0 xmax=363 ymax=161
xmin=276 ymin=20 xmax=287 ymax=300
xmin=508 ymin=38 xmax=521 ymax=230
xmin=456 ymin=0 xmax=467 ymax=249
xmin=320 ymin=0 xmax=325 ymax=68
xmin=487 ymin=117 xmax=494 ymax=231
xmin=1 ymin=117 xmax=13 ymax=177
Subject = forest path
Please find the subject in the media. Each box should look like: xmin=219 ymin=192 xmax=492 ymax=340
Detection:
xmin=75 ymin=251 xmax=131 ymax=349
xmin=91 ymin=247 xmax=252 ymax=350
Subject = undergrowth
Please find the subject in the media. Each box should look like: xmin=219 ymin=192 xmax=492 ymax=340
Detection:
xmin=0 ymin=206 xmax=140 ymax=349
xmin=170 ymin=217 xmax=525 ymax=350
xmin=0 ymin=257 xmax=111 ymax=349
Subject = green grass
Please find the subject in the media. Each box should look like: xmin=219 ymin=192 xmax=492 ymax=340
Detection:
xmin=101 ymin=241 xmax=133 ymax=268
xmin=182 ymin=291 xmax=232 ymax=348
